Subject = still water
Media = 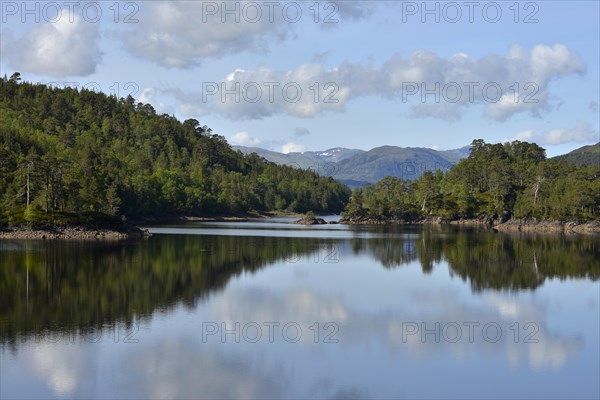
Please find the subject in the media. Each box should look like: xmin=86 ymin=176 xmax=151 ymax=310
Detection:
xmin=1 ymin=219 xmax=599 ymax=399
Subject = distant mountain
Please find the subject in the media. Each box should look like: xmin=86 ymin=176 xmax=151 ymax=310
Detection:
xmin=233 ymin=146 xmax=364 ymax=170
xmin=332 ymin=146 xmax=455 ymax=184
xmin=552 ymin=143 xmax=600 ymax=166
xmin=439 ymin=146 xmax=471 ymax=163
xmin=234 ymin=144 xmax=470 ymax=187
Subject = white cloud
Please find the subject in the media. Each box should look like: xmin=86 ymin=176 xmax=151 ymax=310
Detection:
xmin=544 ymin=123 xmax=599 ymax=145
xmin=137 ymin=87 xmax=156 ymax=104
xmin=511 ymin=123 xmax=599 ymax=145
xmin=122 ymin=1 xmax=378 ymax=68
xmin=124 ymin=1 xmax=290 ymax=68
xmin=5 ymin=15 xmax=101 ymax=77
xmin=208 ymin=64 xmax=352 ymax=120
xmin=281 ymin=143 xmax=306 ymax=154
xmin=162 ymin=88 xmax=208 ymax=117
xmin=530 ymin=43 xmax=586 ymax=82
xmin=229 ymin=131 xmax=261 ymax=146
xmin=165 ymin=44 xmax=584 ymax=121
xmin=511 ymin=130 xmax=535 ymax=142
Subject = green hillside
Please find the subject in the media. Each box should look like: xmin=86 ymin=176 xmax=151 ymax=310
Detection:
xmin=343 ymin=140 xmax=600 ymax=222
xmin=0 ymin=76 xmax=351 ymax=226
xmin=552 ymin=143 xmax=600 ymax=166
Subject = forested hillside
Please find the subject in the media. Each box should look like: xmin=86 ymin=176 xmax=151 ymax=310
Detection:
xmin=343 ymin=139 xmax=600 ymax=222
xmin=0 ymin=76 xmax=350 ymax=226
xmin=552 ymin=142 xmax=599 ymax=166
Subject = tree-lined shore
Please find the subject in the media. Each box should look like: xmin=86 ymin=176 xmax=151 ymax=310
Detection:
xmin=340 ymin=139 xmax=599 ymax=232
xmin=1 ymin=76 xmax=598 ymax=238
xmin=0 ymin=76 xmax=350 ymax=233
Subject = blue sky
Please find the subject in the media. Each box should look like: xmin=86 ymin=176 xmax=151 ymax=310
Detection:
xmin=1 ymin=1 xmax=598 ymax=156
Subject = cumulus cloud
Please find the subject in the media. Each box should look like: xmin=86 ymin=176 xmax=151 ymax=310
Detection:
xmin=511 ymin=123 xmax=599 ymax=145
xmin=122 ymin=1 xmax=377 ymax=68
xmin=162 ymin=88 xmax=209 ymax=117
xmin=123 ymin=1 xmax=290 ymax=68
xmin=229 ymin=131 xmax=261 ymax=146
xmin=4 ymin=15 xmax=101 ymax=77
xmin=281 ymin=143 xmax=306 ymax=154
xmin=137 ymin=87 xmax=156 ymax=104
xmin=210 ymin=65 xmax=353 ymax=120
xmin=165 ymin=44 xmax=584 ymax=121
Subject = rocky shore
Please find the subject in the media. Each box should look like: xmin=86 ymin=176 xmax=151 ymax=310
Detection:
xmin=494 ymin=219 xmax=600 ymax=234
xmin=340 ymin=215 xmax=600 ymax=234
xmin=339 ymin=216 xmax=495 ymax=226
xmin=0 ymin=225 xmax=151 ymax=240
xmin=292 ymin=216 xmax=328 ymax=225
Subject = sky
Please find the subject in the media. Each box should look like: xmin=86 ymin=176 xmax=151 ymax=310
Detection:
xmin=1 ymin=1 xmax=598 ymax=156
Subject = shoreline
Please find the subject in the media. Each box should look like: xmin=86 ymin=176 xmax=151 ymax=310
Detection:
xmin=3 ymin=214 xmax=597 ymax=239
xmin=339 ymin=217 xmax=600 ymax=234
xmin=131 ymin=211 xmax=305 ymax=224
xmin=0 ymin=225 xmax=150 ymax=241
xmin=493 ymin=219 xmax=600 ymax=234
xmin=0 ymin=211 xmax=304 ymax=240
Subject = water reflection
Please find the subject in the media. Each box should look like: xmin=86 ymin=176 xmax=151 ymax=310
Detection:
xmin=1 ymin=230 xmax=598 ymax=344
xmin=351 ymin=228 xmax=600 ymax=290
xmin=0 ymin=235 xmax=332 ymax=345
xmin=1 ymin=226 xmax=598 ymax=398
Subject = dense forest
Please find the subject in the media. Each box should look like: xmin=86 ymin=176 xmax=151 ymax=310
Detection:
xmin=552 ymin=142 xmax=600 ymax=166
xmin=2 ymin=75 xmax=597 ymax=228
xmin=343 ymin=139 xmax=600 ymax=222
xmin=0 ymin=75 xmax=350 ymax=226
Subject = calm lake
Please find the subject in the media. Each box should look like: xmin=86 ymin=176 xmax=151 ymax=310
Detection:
xmin=1 ymin=219 xmax=599 ymax=399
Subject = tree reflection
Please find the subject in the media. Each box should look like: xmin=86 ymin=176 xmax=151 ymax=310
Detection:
xmin=0 ymin=235 xmax=329 ymax=346
xmin=351 ymin=228 xmax=599 ymax=291
xmin=1 ymin=229 xmax=598 ymax=345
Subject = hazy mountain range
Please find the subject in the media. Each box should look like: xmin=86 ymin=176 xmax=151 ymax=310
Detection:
xmin=235 ymin=142 xmax=599 ymax=187
xmin=234 ymin=145 xmax=471 ymax=187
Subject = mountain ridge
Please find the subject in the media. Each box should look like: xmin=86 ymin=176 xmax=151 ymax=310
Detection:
xmin=234 ymin=144 xmax=471 ymax=187
xmin=551 ymin=142 xmax=599 ymax=166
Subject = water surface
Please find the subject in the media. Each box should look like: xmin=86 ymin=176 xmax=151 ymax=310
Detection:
xmin=1 ymin=219 xmax=598 ymax=399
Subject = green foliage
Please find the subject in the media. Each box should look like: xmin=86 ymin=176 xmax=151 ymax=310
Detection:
xmin=343 ymin=139 xmax=600 ymax=222
xmin=552 ymin=142 xmax=600 ymax=166
xmin=342 ymin=176 xmax=419 ymax=220
xmin=0 ymin=78 xmax=351 ymax=224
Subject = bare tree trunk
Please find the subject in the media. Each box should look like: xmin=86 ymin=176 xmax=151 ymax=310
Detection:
xmin=533 ymin=176 xmax=543 ymax=205
xmin=26 ymin=163 xmax=30 ymax=206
